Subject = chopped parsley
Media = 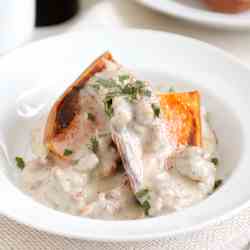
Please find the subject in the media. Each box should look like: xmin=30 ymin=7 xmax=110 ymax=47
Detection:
xmin=141 ymin=200 xmax=151 ymax=216
xmin=144 ymin=89 xmax=152 ymax=97
xmin=133 ymin=80 xmax=151 ymax=98
xmin=120 ymin=80 xmax=151 ymax=102
xmin=151 ymin=103 xmax=160 ymax=118
xmin=15 ymin=156 xmax=25 ymax=170
xmin=211 ymin=157 xmax=219 ymax=166
xmin=73 ymin=159 xmax=80 ymax=165
xmin=169 ymin=86 xmax=175 ymax=93
xmin=92 ymin=76 xmax=152 ymax=118
xmin=96 ymin=78 xmax=117 ymax=88
xmin=98 ymin=131 xmax=111 ymax=137
xmin=135 ymin=188 xmax=151 ymax=216
xmin=118 ymin=75 xmax=129 ymax=82
xmin=64 ymin=149 xmax=73 ymax=156
xmin=91 ymin=83 xmax=101 ymax=91
xmin=86 ymin=112 xmax=95 ymax=122
xmin=135 ymin=188 xmax=149 ymax=199
xmin=88 ymin=136 xmax=99 ymax=153
xmin=103 ymin=96 xmax=114 ymax=118
xmin=214 ymin=179 xmax=223 ymax=190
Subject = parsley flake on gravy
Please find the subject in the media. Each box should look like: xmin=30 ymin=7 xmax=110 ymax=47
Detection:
xmin=15 ymin=156 xmax=25 ymax=170
xmin=73 ymin=159 xmax=80 ymax=165
xmin=141 ymin=200 xmax=151 ymax=216
xmin=169 ymin=86 xmax=175 ymax=93
xmin=135 ymin=188 xmax=151 ymax=216
xmin=86 ymin=112 xmax=95 ymax=122
xmin=89 ymin=136 xmax=99 ymax=154
xmin=104 ymin=96 xmax=114 ymax=118
xmin=93 ymin=76 xmax=152 ymax=118
xmin=211 ymin=157 xmax=219 ymax=166
xmin=214 ymin=179 xmax=223 ymax=190
xmin=136 ymin=188 xmax=149 ymax=199
xmin=151 ymin=103 xmax=160 ymax=118
xmin=64 ymin=149 xmax=73 ymax=156
xmin=118 ymin=75 xmax=130 ymax=82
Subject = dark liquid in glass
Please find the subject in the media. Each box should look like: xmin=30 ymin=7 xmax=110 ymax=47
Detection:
xmin=36 ymin=0 xmax=79 ymax=26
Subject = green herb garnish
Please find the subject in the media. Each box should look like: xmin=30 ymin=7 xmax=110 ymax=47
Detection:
xmin=134 ymin=80 xmax=151 ymax=98
xmin=169 ymin=86 xmax=175 ymax=93
xmin=144 ymin=89 xmax=152 ymax=97
xmin=214 ymin=179 xmax=223 ymax=190
xmin=122 ymin=84 xmax=138 ymax=102
xmin=96 ymin=78 xmax=117 ymax=88
xmin=118 ymin=75 xmax=129 ymax=83
xmin=91 ymin=83 xmax=101 ymax=90
xmin=211 ymin=157 xmax=219 ymax=166
xmin=135 ymin=188 xmax=151 ymax=216
xmin=98 ymin=131 xmax=111 ymax=137
xmin=151 ymin=103 xmax=160 ymax=118
xmin=73 ymin=159 xmax=80 ymax=165
xmin=64 ymin=149 xmax=73 ymax=156
xmin=141 ymin=200 xmax=151 ymax=216
xmin=89 ymin=136 xmax=99 ymax=153
xmin=86 ymin=112 xmax=95 ymax=122
xmin=121 ymin=80 xmax=151 ymax=102
xmin=103 ymin=96 xmax=114 ymax=118
xmin=93 ymin=77 xmax=152 ymax=118
xmin=15 ymin=156 xmax=25 ymax=170
xmin=135 ymin=189 xmax=149 ymax=199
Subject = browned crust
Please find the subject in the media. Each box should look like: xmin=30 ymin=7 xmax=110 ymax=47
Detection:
xmin=203 ymin=0 xmax=250 ymax=13
xmin=44 ymin=51 xmax=115 ymax=159
xmin=159 ymin=91 xmax=202 ymax=147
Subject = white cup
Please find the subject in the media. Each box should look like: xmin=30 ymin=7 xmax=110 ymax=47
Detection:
xmin=0 ymin=0 xmax=35 ymax=55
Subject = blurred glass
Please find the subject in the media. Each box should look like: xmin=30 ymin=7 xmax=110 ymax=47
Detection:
xmin=36 ymin=0 xmax=79 ymax=26
xmin=0 ymin=0 xmax=35 ymax=55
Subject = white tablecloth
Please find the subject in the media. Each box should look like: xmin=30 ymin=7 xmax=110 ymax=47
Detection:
xmin=2 ymin=1 xmax=250 ymax=249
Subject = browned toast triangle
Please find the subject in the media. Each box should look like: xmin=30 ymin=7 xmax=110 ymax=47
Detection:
xmin=44 ymin=52 xmax=202 ymax=162
xmin=44 ymin=51 xmax=115 ymax=160
xmin=159 ymin=91 xmax=202 ymax=147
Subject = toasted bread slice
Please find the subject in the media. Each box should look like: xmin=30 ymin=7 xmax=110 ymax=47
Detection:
xmin=45 ymin=51 xmax=201 ymax=162
xmin=159 ymin=91 xmax=202 ymax=147
xmin=44 ymin=51 xmax=115 ymax=160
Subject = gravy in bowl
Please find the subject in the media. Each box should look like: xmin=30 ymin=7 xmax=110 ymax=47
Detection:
xmin=20 ymin=54 xmax=219 ymax=220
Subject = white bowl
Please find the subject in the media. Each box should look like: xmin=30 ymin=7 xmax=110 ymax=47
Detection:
xmin=0 ymin=29 xmax=249 ymax=241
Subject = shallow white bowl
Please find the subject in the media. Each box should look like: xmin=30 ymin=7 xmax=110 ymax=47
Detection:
xmin=136 ymin=0 xmax=250 ymax=30
xmin=0 ymin=29 xmax=249 ymax=241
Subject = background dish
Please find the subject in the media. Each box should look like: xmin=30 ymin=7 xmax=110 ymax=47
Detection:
xmin=135 ymin=0 xmax=250 ymax=29
xmin=0 ymin=29 xmax=249 ymax=241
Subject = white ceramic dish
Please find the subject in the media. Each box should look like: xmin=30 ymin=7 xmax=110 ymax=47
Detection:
xmin=0 ymin=29 xmax=249 ymax=241
xmin=136 ymin=0 xmax=250 ymax=30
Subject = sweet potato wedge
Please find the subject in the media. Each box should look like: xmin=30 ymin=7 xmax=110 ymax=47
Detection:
xmin=44 ymin=51 xmax=115 ymax=160
xmin=159 ymin=91 xmax=202 ymax=147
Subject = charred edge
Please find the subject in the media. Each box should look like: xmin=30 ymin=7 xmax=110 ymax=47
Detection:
xmin=188 ymin=112 xmax=197 ymax=146
xmin=56 ymin=87 xmax=80 ymax=132
xmin=53 ymin=53 xmax=113 ymax=135
xmin=55 ymin=60 xmax=107 ymax=132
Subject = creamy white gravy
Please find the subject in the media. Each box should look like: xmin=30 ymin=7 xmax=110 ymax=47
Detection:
xmin=21 ymin=60 xmax=218 ymax=220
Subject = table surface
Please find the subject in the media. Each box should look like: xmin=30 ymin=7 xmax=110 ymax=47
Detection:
xmin=32 ymin=0 xmax=250 ymax=66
